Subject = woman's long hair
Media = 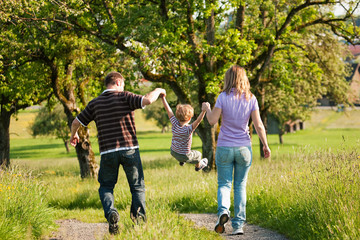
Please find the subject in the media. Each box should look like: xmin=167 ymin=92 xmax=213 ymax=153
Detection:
xmin=223 ymin=65 xmax=252 ymax=101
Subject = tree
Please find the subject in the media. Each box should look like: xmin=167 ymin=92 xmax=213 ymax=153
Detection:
xmin=144 ymin=101 xmax=171 ymax=133
xmin=0 ymin=21 xmax=51 ymax=168
xmin=2 ymin=0 xmax=359 ymax=168
xmin=30 ymin=105 xmax=71 ymax=153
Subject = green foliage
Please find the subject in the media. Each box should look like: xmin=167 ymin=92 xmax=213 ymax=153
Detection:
xmin=0 ymin=167 xmax=56 ymax=240
xmin=30 ymin=105 xmax=70 ymax=152
xmin=143 ymin=100 xmax=171 ymax=133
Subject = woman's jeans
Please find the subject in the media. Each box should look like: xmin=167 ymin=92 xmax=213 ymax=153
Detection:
xmin=98 ymin=148 xmax=146 ymax=222
xmin=216 ymin=146 xmax=252 ymax=229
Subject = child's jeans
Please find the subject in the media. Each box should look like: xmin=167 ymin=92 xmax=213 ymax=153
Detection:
xmin=170 ymin=148 xmax=202 ymax=164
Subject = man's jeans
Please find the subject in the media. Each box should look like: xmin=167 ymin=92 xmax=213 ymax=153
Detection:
xmin=215 ymin=146 xmax=252 ymax=229
xmin=98 ymin=148 xmax=146 ymax=222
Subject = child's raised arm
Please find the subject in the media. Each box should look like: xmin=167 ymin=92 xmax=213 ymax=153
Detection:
xmin=161 ymin=95 xmax=174 ymax=118
xmin=191 ymin=110 xmax=206 ymax=130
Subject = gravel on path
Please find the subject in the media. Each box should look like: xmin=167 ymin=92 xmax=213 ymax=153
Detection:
xmin=181 ymin=213 xmax=289 ymax=240
xmin=47 ymin=214 xmax=288 ymax=240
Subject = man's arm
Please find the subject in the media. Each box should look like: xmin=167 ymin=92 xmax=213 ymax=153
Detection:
xmin=191 ymin=110 xmax=206 ymax=130
xmin=142 ymin=88 xmax=166 ymax=107
xmin=70 ymin=118 xmax=81 ymax=147
xmin=161 ymin=95 xmax=174 ymax=118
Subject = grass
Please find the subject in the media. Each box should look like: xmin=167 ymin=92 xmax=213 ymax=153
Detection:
xmin=247 ymin=147 xmax=360 ymax=239
xmin=4 ymin=107 xmax=360 ymax=239
xmin=0 ymin=167 xmax=56 ymax=240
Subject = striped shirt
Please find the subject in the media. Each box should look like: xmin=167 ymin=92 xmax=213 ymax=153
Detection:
xmin=76 ymin=89 xmax=144 ymax=155
xmin=170 ymin=115 xmax=194 ymax=155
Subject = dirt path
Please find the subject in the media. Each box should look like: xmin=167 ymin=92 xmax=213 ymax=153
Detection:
xmin=48 ymin=214 xmax=288 ymax=240
xmin=181 ymin=214 xmax=288 ymax=240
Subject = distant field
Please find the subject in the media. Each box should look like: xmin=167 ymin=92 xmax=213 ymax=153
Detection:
xmin=9 ymin=107 xmax=360 ymax=165
xmin=306 ymin=107 xmax=360 ymax=129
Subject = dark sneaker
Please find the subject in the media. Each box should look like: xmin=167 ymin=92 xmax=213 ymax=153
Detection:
xmin=214 ymin=213 xmax=229 ymax=233
xmin=108 ymin=211 xmax=120 ymax=235
xmin=195 ymin=158 xmax=208 ymax=171
xmin=179 ymin=162 xmax=186 ymax=166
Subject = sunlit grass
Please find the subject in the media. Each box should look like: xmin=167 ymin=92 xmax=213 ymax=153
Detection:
xmin=0 ymin=167 xmax=56 ymax=240
xmin=247 ymin=147 xmax=360 ymax=239
xmin=6 ymin=108 xmax=360 ymax=239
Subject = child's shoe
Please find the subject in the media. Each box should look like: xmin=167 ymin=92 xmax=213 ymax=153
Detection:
xmin=179 ymin=162 xmax=186 ymax=166
xmin=195 ymin=158 xmax=208 ymax=171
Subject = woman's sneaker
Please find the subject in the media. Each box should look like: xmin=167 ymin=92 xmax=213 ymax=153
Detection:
xmin=214 ymin=212 xmax=229 ymax=233
xmin=195 ymin=158 xmax=208 ymax=171
xmin=108 ymin=211 xmax=120 ymax=235
xmin=232 ymin=227 xmax=244 ymax=235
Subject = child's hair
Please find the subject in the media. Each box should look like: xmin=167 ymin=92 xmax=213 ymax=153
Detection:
xmin=175 ymin=104 xmax=194 ymax=122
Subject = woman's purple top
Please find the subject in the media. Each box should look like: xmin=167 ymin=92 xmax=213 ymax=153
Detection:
xmin=215 ymin=89 xmax=259 ymax=147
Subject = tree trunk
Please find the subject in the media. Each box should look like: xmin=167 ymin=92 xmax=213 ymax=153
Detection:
xmin=197 ymin=122 xmax=217 ymax=171
xmin=64 ymin=140 xmax=70 ymax=153
xmin=0 ymin=107 xmax=12 ymax=168
xmin=76 ymin=125 xmax=98 ymax=178
xmin=279 ymin=129 xmax=284 ymax=145
xmin=64 ymin=107 xmax=99 ymax=178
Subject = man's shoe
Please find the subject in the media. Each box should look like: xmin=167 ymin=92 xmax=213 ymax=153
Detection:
xmin=108 ymin=211 xmax=120 ymax=235
xmin=195 ymin=158 xmax=208 ymax=171
xmin=214 ymin=213 xmax=229 ymax=233
xmin=231 ymin=227 xmax=244 ymax=235
xmin=179 ymin=162 xmax=186 ymax=166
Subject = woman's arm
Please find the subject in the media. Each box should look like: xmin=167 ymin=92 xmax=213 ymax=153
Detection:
xmin=161 ymin=95 xmax=174 ymax=118
xmin=251 ymin=109 xmax=271 ymax=158
xmin=191 ymin=110 xmax=206 ymax=130
xmin=201 ymin=102 xmax=221 ymax=126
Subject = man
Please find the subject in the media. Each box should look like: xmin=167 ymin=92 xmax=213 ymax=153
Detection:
xmin=70 ymin=71 xmax=166 ymax=234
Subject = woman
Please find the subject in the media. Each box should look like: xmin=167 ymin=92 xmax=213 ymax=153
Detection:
xmin=202 ymin=65 xmax=271 ymax=235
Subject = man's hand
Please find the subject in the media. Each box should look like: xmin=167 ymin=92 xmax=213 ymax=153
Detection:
xmin=70 ymin=132 xmax=79 ymax=147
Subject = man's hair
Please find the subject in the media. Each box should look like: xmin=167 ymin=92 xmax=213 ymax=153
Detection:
xmin=105 ymin=71 xmax=124 ymax=86
xmin=175 ymin=104 xmax=194 ymax=122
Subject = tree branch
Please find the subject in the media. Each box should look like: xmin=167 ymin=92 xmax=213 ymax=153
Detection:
xmin=276 ymin=0 xmax=338 ymax=39
xmin=142 ymin=70 xmax=191 ymax=104
xmin=102 ymin=0 xmax=115 ymax=23
xmin=235 ymin=2 xmax=245 ymax=37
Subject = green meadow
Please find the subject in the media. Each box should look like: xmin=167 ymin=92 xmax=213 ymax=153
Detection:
xmin=1 ymin=108 xmax=360 ymax=239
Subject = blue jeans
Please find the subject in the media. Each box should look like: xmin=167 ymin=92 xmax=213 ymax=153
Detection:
xmin=216 ymin=146 xmax=252 ymax=229
xmin=98 ymin=148 xmax=146 ymax=222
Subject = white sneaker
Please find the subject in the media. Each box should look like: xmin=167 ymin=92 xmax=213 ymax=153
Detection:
xmin=232 ymin=227 xmax=244 ymax=235
xmin=214 ymin=212 xmax=229 ymax=233
xmin=195 ymin=158 xmax=208 ymax=171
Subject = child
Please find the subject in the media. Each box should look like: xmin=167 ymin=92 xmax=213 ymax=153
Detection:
xmin=161 ymin=95 xmax=208 ymax=171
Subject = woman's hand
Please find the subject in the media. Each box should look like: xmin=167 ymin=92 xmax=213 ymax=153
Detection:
xmin=263 ymin=145 xmax=271 ymax=158
xmin=202 ymin=102 xmax=210 ymax=112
